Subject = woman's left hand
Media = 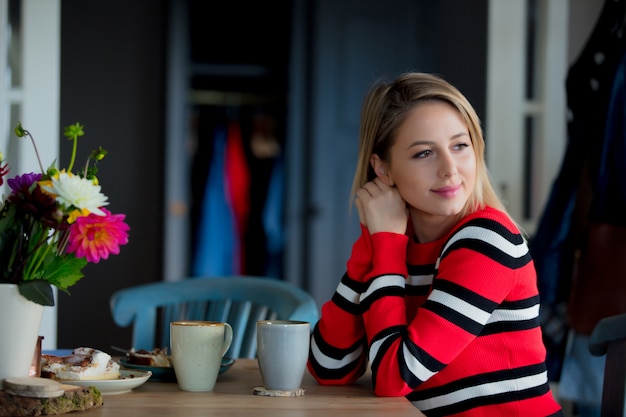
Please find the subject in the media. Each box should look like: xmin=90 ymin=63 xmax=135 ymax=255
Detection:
xmin=355 ymin=178 xmax=407 ymax=235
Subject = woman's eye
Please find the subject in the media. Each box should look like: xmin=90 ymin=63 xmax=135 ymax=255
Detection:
xmin=453 ymin=142 xmax=470 ymax=151
xmin=414 ymin=149 xmax=431 ymax=158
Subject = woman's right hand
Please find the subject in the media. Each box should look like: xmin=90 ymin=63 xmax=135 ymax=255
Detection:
xmin=355 ymin=178 xmax=407 ymax=235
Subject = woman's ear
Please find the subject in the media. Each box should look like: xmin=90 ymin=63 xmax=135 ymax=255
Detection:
xmin=370 ymin=154 xmax=393 ymax=186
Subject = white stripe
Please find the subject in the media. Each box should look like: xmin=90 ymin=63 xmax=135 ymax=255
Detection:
xmin=487 ymin=304 xmax=539 ymax=323
xmin=360 ymin=275 xmax=405 ymax=303
xmin=310 ymin=337 xmax=364 ymax=370
xmin=411 ymin=370 xmax=549 ymax=411
xmin=407 ymin=274 xmax=433 ymax=286
xmin=402 ymin=342 xmax=437 ymax=381
xmin=414 ymin=371 xmax=549 ymax=410
xmin=369 ymin=331 xmax=396 ymax=364
xmin=443 ymin=225 xmax=528 ymax=259
xmin=428 ymin=289 xmax=491 ymax=325
xmin=336 ymin=281 xmax=360 ymax=304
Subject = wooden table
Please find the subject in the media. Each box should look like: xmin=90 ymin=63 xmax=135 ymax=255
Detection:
xmin=70 ymin=359 xmax=424 ymax=416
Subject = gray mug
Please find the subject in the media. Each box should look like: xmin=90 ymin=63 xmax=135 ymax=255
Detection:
xmin=256 ymin=320 xmax=310 ymax=391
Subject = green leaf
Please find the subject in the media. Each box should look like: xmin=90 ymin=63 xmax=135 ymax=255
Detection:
xmin=45 ymin=255 xmax=88 ymax=290
xmin=18 ymin=280 xmax=55 ymax=306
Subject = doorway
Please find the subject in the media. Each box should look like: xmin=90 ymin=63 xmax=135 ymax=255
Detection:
xmin=164 ymin=0 xmax=292 ymax=282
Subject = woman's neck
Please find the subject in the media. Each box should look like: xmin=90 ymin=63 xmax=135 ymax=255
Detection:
xmin=409 ymin=210 xmax=460 ymax=243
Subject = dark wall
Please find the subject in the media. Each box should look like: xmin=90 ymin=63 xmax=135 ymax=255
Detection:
xmin=56 ymin=0 xmax=487 ymax=352
xmin=58 ymin=0 xmax=167 ymax=351
xmin=417 ymin=0 xmax=488 ymax=122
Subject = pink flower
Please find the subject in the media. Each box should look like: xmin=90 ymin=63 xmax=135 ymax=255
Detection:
xmin=67 ymin=208 xmax=130 ymax=263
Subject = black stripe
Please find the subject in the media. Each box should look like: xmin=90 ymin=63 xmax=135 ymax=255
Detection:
xmin=311 ymin=323 xmax=365 ymax=360
xmin=420 ymin=383 xmax=550 ymax=417
xmin=308 ymin=353 xmax=366 ymax=381
xmin=342 ymin=272 xmax=370 ymax=293
xmin=456 ymin=217 xmax=524 ymax=245
xmin=308 ymin=324 xmax=368 ymax=381
xmin=408 ymin=363 xmax=551 ymax=416
xmin=441 ymin=218 xmax=531 ymax=269
xmin=331 ymin=273 xmax=368 ymax=315
xmin=480 ymin=316 xmax=540 ymax=335
xmin=434 ymin=279 xmax=498 ymax=313
xmin=406 ymin=265 xmax=435 ymax=297
xmin=500 ymin=294 xmax=540 ymax=310
xmin=332 ymin=292 xmax=363 ymax=315
xmin=407 ymin=362 xmax=547 ymax=400
xmin=444 ymin=237 xmax=532 ymax=269
xmin=369 ymin=325 xmax=403 ymax=389
xmin=423 ymin=300 xmax=484 ymax=335
xmin=407 ymin=263 xmax=437 ymax=276
xmin=360 ymin=285 xmax=405 ymax=312
xmin=406 ymin=284 xmax=430 ymax=297
xmin=400 ymin=337 xmax=446 ymax=388
xmin=480 ymin=295 xmax=542 ymax=335
xmin=422 ymin=279 xmax=496 ymax=335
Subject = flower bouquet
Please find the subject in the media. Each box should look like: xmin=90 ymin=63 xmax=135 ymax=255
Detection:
xmin=0 ymin=122 xmax=130 ymax=306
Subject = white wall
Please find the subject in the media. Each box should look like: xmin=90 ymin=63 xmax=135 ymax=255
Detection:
xmin=0 ymin=0 xmax=61 ymax=350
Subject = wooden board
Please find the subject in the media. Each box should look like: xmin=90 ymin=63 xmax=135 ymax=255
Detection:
xmin=0 ymin=384 xmax=103 ymax=416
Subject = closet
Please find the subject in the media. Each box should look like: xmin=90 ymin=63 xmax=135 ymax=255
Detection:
xmin=165 ymin=0 xmax=293 ymax=281
xmin=189 ymin=99 xmax=286 ymax=278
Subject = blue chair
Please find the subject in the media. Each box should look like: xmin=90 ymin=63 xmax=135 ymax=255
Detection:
xmin=110 ymin=276 xmax=320 ymax=358
xmin=589 ymin=312 xmax=626 ymax=417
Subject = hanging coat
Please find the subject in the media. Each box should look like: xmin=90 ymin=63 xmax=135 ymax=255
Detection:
xmin=192 ymin=125 xmax=237 ymax=276
xmin=225 ymin=122 xmax=251 ymax=274
xmin=530 ymin=0 xmax=626 ymax=380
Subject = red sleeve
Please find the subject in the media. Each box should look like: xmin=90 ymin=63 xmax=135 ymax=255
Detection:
xmin=360 ymin=232 xmax=413 ymax=396
xmin=307 ymin=225 xmax=373 ymax=385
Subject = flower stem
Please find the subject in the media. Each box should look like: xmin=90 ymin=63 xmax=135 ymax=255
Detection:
xmin=57 ymin=229 xmax=71 ymax=254
xmin=28 ymin=243 xmax=54 ymax=280
xmin=67 ymin=135 xmax=78 ymax=173
xmin=83 ymin=157 xmax=92 ymax=179
xmin=23 ymin=130 xmax=46 ymax=174
xmin=24 ymin=225 xmax=55 ymax=280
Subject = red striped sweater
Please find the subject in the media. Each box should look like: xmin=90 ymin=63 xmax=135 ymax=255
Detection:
xmin=308 ymin=206 xmax=563 ymax=416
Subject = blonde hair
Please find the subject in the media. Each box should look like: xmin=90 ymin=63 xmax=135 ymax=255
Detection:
xmin=350 ymin=72 xmax=507 ymax=220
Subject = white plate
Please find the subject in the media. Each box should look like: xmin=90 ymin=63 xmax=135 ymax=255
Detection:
xmin=60 ymin=370 xmax=152 ymax=395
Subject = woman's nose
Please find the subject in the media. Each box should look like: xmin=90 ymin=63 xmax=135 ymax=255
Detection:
xmin=438 ymin=152 xmax=458 ymax=178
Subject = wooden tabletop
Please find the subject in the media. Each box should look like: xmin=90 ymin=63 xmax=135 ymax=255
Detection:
xmin=69 ymin=358 xmax=424 ymax=416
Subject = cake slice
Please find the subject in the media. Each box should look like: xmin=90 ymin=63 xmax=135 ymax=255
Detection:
xmin=126 ymin=348 xmax=171 ymax=367
xmin=41 ymin=347 xmax=120 ymax=381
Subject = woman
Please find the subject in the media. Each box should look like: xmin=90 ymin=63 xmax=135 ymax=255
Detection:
xmin=307 ymin=72 xmax=563 ymax=416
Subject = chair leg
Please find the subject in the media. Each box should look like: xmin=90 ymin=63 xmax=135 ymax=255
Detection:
xmin=600 ymin=340 xmax=626 ymax=417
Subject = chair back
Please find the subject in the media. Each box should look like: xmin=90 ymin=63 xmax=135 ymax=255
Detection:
xmin=589 ymin=312 xmax=626 ymax=417
xmin=110 ymin=276 xmax=320 ymax=358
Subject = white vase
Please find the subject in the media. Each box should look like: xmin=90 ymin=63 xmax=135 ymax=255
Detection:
xmin=0 ymin=284 xmax=44 ymax=381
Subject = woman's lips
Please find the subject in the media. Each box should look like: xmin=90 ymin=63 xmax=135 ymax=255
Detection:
xmin=432 ymin=184 xmax=461 ymax=198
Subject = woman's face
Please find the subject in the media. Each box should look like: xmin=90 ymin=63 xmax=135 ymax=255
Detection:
xmin=383 ymin=100 xmax=476 ymax=223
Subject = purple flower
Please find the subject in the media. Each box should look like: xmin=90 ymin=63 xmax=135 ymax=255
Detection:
xmin=6 ymin=173 xmax=64 ymax=229
xmin=8 ymin=173 xmax=42 ymax=194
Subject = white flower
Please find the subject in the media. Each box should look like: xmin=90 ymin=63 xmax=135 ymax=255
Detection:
xmin=41 ymin=172 xmax=109 ymax=215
